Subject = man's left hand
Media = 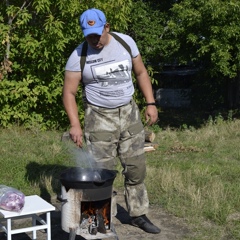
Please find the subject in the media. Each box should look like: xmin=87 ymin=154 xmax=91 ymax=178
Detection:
xmin=145 ymin=105 xmax=158 ymax=125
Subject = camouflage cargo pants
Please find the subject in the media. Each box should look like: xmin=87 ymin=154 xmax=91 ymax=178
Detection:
xmin=84 ymin=100 xmax=149 ymax=217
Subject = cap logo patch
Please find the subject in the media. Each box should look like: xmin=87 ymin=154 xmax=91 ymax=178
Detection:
xmin=87 ymin=20 xmax=95 ymax=26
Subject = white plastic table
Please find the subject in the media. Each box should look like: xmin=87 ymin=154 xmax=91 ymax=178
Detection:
xmin=0 ymin=195 xmax=55 ymax=240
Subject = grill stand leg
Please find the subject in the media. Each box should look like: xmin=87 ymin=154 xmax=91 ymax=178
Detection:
xmin=111 ymin=223 xmax=119 ymax=240
xmin=69 ymin=228 xmax=76 ymax=240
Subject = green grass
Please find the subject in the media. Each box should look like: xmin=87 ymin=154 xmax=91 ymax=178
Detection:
xmin=145 ymin=117 xmax=240 ymax=240
xmin=1 ymin=113 xmax=240 ymax=239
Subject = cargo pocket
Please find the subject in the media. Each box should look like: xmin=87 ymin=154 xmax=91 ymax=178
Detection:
xmin=87 ymin=132 xmax=117 ymax=166
xmin=89 ymin=132 xmax=113 ymax=142
xmin=127 ymin=122 xmax=143 ymax=136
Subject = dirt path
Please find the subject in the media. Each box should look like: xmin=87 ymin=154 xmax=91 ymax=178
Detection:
xmin=0 ymin=191 xmax=190 ymax=240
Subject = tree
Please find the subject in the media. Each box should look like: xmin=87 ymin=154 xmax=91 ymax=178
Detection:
xmin=122 ymin=0 xmax=165 ymax=113
xmin=164 ymin=0 xmax=240 ymax=108
xmin=0 ymin=0 xmax=132 ymax=129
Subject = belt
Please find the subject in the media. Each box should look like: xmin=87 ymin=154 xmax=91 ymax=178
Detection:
xmin=85 ymin=99 xmax=133 ymax=109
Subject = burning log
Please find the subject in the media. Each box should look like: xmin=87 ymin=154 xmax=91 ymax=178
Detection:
xmin=96 ymin=212 xmax=106 ymax=234
xmin=89 ymin=215 xmax=98 ymax=235
xmin=80 ymin=201 xmax=110 ymax=235
xmin=80 ymin=211 xmax=107 ymax=235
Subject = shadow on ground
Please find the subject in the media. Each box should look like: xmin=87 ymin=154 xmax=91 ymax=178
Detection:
xmin=25 ymin=161 xmax=68 ymax=203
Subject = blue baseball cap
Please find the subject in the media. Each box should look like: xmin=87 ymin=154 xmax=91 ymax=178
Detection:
xmin=80 ymin=8 xmax=107 ymax=37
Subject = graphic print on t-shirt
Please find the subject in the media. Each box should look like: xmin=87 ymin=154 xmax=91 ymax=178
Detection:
xmin=93 ymin=59 xmax=131 ymax=87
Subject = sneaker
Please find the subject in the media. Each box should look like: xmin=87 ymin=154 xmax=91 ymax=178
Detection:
xmin=131 ymin=215 xmax=161 ymax=234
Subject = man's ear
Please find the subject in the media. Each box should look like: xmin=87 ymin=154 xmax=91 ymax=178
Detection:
xmin=105 ymin=23 xmax=110 ymax=32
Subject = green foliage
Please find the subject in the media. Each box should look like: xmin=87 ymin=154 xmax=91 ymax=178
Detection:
xmin=124 ymin=2 xmax=163 ymax=117
xmin=160 ymin=0 xmax=240 ymax=108
xmin=128 ymin=0 xmax=164 ymax=63
xmin=0 ymin=75 xmax=66 ymax=129
xmin=167 ymin=0 xmax=240 ymax=78
xmin=2 ymin=0 xmax=240 ymax=129
xmin=204 ymin=110 xmax=235 ymax=127
xmin=93 ymin=0 xmax=132 ymax=32
xmin=146 ymin=123 xmax=162 ymax=134
xmin=0 ymin=0 xmax=133 ymax=129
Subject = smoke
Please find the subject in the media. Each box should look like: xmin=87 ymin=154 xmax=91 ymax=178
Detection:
xmin=63 ymin=141 xmax=104 ymax=171
xmin=72 ymin=147 xmax=97 ymax=169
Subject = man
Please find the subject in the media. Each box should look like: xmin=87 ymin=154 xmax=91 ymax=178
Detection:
xmin=63 ymin=8 xmax=160 ymax=234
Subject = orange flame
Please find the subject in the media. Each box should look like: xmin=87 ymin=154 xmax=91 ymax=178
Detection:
xmin=81 ymin=200 xmax=110 ymax=226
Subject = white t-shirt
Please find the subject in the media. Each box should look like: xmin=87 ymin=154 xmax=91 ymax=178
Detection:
xmin=65 ymin=32 xmax=139 ymax=108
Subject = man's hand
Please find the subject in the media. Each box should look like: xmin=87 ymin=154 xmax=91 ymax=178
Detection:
xmin=145 ymin=105 xmax=158 ymax=125
xmin=69 ymin=126 xmax=83 ymax=147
